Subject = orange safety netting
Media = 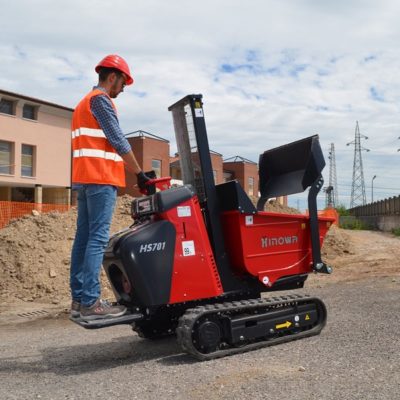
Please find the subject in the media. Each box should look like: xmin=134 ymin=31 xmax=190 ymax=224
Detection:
xmin=0 ymin=201 xmax=71 ymax=229
xmin=305 ymin=207 xmax=339 ymax=225
xmin=318 ymin=208 xmax=339 ymax=225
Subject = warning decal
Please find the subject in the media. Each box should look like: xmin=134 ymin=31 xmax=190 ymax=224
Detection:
xmin=177 ymin=206 xmax=191 ymax=217
xmin=195 ymin=108 xmax=203 ymax=118
xmin=182 ymin=240 xmax=195 ymax=257
xmin=245 ymin=216 xmax=253 ymax=225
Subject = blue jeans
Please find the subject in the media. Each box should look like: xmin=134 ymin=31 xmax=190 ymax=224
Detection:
xmin=70 ymin=184 xmax=117 ymax=307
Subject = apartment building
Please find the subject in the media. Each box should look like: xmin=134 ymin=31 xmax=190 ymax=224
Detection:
xmin=169 ymin=149 xmax=224 ymax=185
xmin=0 ymin=93 xmax=171 ymax=203
xmin=0 ymin=89 xmax=73 ymax=204
xmin=119 ymin=130 xmax=170 ymax=198
xmin=170 ymin=151 xmax=260 ymax=200
xmin=223 ymin=157 xmax=290 ymax=206
xmin=0 ymin=89 xmax=264 ymax=206
xmin=223 ymin=156 xmax=259 ymax=197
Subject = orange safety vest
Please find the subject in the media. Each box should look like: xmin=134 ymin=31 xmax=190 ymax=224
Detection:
xmin=71 ymin=89 xmax=125 ymax=187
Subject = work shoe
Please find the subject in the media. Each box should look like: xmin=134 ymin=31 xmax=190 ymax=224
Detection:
xmin=71 ymin=300 xmax=81 ymax=318
xmin=80 ymin=299 xmax=127 ymax=321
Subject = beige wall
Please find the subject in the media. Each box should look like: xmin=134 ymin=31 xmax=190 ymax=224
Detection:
xmin=0 ymin=95 xmax=72 ymax=189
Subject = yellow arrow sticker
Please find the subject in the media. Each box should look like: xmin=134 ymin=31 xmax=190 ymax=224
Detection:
xmin=275 ymin=321 xmax=292 ymax=329
xmin=305 ymin=314 xmax=310 ymax=321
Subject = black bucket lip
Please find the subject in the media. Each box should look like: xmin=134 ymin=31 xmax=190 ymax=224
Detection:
xmin=258 ymin=134 xmax=325 ymax=200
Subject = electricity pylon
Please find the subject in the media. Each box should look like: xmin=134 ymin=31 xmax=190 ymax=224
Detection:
xmin=347 ymin=121 xmax=369 ymax=208
xmin=325 ymin=143 xmax=338 ymax=208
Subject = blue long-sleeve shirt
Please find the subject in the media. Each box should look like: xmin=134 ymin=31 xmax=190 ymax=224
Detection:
xmin=90 ymin=86 xmax=131 ymax=155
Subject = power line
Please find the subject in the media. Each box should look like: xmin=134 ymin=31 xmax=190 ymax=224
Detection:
xmin=336 ymin=183 xmax=400 ymax=191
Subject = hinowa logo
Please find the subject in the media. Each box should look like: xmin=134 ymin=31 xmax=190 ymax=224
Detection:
xmin=261 ymin=235 xmax=298 ymax=248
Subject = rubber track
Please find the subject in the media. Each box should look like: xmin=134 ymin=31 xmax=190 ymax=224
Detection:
xmin=176 ymin=294 xmax=327 ymax=361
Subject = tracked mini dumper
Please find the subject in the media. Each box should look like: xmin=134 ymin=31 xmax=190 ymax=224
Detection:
xmin=72 ymin=94 xmax=334 ymax=360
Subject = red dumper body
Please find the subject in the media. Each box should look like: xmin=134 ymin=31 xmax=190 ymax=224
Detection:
xmin=221 ymin=210 xmax=333 ymax=287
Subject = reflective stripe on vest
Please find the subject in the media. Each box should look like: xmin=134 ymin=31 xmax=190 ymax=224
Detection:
xmin=72 ymin=127 xmax=106 ymax=139
xmin=72 ymin=148 xmax=123 ymax=162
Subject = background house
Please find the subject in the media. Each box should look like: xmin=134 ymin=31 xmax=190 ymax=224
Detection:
xmin=223 ymin=156 xmax=259 ymax=197
xmin=0 ymin=89 xmax=273 ymax=207
xmin=119 ymin=130 xmax=170 ymax=198
xmin=0 ymin=89 xmax=73 ymax=205
xmin=170 ymin=149 xmax=224 ymax=185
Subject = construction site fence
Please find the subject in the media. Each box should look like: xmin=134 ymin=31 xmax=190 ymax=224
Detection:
xmin=349 ymin=195 xmax=400 ymax=217
xmin=0 ymin=201 xmax=72 ymax=229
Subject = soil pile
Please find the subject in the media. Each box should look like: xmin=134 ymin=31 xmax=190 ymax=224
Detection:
xmin=264 ymin=200 xmax=300 ymax=214
xmin=0 ymin=195 xmax=351 ymax=306
xmin=321 ymin=224 xmax=353 ymax=260
xmin=248 ymin=196 xmax=300 ymax=214
xmin=0 ymin=196 xmax=134 ymax=305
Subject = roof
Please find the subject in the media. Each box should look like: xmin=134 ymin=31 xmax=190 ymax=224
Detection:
xmin=169 ymin=159 xmax=181 ymax=168
xmin=223 ymin=155 xmax=257 ymax=164
xmin=0 ymin=89 xmax=73 ymax=112
xmin=170 ymin=158 xmax=201 ymax=171
xmin=188 ymin=147 xmax=223 ymax=156
xmin=124 ymin=130 xmax=169 ymax=143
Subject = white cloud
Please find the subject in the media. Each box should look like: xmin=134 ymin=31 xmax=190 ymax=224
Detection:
xmin=1 ymin=0 xmax=400 ymax=209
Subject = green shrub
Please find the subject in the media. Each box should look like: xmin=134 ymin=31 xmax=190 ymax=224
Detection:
xmin=392 ymin=227 xmax=400 ymax=237
xmin=340 ymin=218 xmax=369 ymax=230
xmin=336 ymin=204 xmax=350 ymax=216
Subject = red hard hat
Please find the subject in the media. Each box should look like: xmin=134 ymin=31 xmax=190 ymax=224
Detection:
xmin=95 ymin=54 xmax=134 ymax=85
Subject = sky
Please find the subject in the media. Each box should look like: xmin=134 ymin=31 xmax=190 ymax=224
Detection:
xmin=1 ymin=0 xmax=399 ymax=210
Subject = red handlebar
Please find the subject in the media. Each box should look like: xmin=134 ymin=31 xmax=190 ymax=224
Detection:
xmin=139 ymin=176 xmax=172 ymax=195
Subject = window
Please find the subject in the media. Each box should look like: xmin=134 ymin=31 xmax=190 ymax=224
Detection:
xmin=21 ymin=144 xmax=35 ymax=177
xmin=223 ymin=171 xmax=233 ymax=182
xmin=0 ymin=99 xmax=15 ymax=115
xmin=11 ymin=187 xmax=34 ymax=202
xmin=23 ymin=104 xmax=37 ymax=120
xmin=248 ymin=177 xmax=254 ymax=196
xmin=0 ymin=141 xmax=13 ymax=174
xmin=151 ymin=159 xmax=161 ymax=178
xmin=213 ymin=170 xmax=217 ymax=182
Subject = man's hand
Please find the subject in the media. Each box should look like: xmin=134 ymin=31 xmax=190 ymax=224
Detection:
xmin=136 ymin=171 xmax=152 ymax=190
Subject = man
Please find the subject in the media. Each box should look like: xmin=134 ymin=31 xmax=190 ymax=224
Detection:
xmin=70 ymin=54 xmax=150 ymax=321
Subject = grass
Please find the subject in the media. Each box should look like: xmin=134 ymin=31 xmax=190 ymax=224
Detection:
xmin=340 ymin=218 xmax=370 ymax=230
xmin=335 ymin=204 xmax=351 ymax=216
xmin=392 ymin=227 xmax=400 ymax=237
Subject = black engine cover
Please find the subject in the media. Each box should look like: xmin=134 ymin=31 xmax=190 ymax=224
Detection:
xmin=104 ymin=220 xmax=176 ymax=306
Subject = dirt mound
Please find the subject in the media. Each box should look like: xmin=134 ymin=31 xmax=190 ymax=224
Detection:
xmin=0 ymin=195 xmax=134 ymax=306
xmin=321 ymin=224 xmax=353 ymax=260
xmin=264 ymin=200 xmax=300 ymax=214
xmin=258 ymin=200 xmax=353 ymax=260
xmin=0 ymin=195 xmax=351 ymax=307
xmin=248 ymin=196 xmax=300 ymax=214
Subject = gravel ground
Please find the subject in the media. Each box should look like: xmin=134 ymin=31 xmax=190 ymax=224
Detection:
xmin=0 ymin=276 xmax=399 ymax=400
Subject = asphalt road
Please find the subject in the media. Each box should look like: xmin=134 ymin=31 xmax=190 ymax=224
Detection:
xmin=0 ymin=276 xmax=399 ymax=400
